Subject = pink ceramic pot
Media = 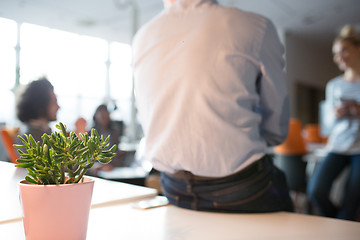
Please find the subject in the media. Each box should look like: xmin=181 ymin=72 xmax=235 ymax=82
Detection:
xmin=18 ymin=177 xmax=94 ymax=240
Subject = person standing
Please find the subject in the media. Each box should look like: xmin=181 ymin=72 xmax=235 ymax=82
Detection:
xmin=133 ymin=0 xmax=292 ymax=213
xmin=307 ymin=25 xmax=360 ymax=221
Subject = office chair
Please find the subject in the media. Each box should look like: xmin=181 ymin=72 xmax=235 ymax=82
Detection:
xmin=0 ymin=128 xmax=19 ymax=164
xmin=273 ymin=118 xmax=309 ymax=213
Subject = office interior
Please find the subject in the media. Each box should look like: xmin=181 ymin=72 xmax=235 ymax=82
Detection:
xmin=0 ymin=0 xmax=360 ymax=232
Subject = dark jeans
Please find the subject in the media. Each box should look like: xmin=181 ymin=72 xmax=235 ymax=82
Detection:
xmin=307 ymin=152 xmax=360 ymax=221
xmin=161 ymin=155 xmax=294 ymax=213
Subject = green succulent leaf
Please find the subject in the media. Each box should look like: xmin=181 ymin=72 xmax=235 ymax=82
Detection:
xmin=28 ymin=135 xmax=37 ymax=148
xmin=13 ymin=144 xmax=25 ymax=148
xmin=16 ymin=159 xmax=32 ymax=163
xmin=25 ymin=176 xmax=38 ymax=184
xmin=98 ymin=157 xmax=113 ymax=164
xmin=16 ymin=162 xmax=34 ymax=168
xmin=109 ymin=144 xmax=117 ymax=152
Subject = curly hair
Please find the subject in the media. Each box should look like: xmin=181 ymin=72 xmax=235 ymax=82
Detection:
xmin=16 ymin=77 xmax=54 ymax=123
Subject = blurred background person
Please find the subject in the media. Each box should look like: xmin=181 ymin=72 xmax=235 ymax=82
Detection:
xmin=74 ymin=117 xmax=87 ymax=136
xmin=307 ymin=25 xmax=360 ymax=221
xmin=16 ymin=77 xmax=60 ymax=142
xmin=91 ymin=104 xmax=126 ymax=169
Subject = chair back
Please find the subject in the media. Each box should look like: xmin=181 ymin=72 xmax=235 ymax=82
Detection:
xmin=0 ymin=128 xmax=19 ymax=163
xmin=274 ymin=118 xmax=307 ymax=155
xmin=303 ymin=124 xmax=321 ymax=143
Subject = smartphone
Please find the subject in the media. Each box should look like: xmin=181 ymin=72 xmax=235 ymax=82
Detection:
xmin=132 ymin=196 xmax=169 ymax=210
xmin=339 ymin=97 xmax=356 ymax=104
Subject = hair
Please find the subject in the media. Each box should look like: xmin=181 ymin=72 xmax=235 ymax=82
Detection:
xmin=93 ymin=104 xmax=108 ymax=121
xmin=334 ymin=25 xmax=360 ymax=46
xmin=16 ymin=77 xmax=54 ymax=123
xmin=93 ymin=104 xmax=111 ymax=128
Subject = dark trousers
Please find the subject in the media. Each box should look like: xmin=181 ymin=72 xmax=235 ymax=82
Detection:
xmin=161 ymin=155 xmax=294 ymax=213
xmin=307 ymin=152 xmax=360 ymax=221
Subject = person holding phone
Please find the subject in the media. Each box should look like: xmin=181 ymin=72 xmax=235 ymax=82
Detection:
xmin=307 ymin=25 xmax=360 ymax=221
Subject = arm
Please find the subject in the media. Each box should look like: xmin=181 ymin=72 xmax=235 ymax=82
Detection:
xmin=336 ymin=98 xmax=360 ymax=119
xmin=257 ymin=20 xmax=289 ymax=146
xmin=346 ymin=101 xmax=360 ymax=117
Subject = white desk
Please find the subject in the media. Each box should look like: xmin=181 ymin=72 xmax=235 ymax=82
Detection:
xmin=1 ymin=203 xmax=359 ymax=240
xmin=88 ymin=204 xmax=360 ymax=240
xmin=0 ymin=161 xmax=158 ymax=223
xmin=1 ymin=161 xmax=360 ymax=240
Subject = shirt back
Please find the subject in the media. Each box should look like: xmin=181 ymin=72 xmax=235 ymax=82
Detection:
xmin=133 ymin=0 xmax=288 ymax=177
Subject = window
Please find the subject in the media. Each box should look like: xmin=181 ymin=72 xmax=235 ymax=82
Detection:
xmin=109 ymin=42 xmax=133 ymax=124
xmin=20 ymin=23 xmax=109 ymax=129
xmin=0 ymin=18 xmax=135 ymax=134
xmin=0 ymin=17 xmax=17 ymax=125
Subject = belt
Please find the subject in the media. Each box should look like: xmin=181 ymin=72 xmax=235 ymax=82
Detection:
xmin=165 ymin=155 xmax=269 ymax=181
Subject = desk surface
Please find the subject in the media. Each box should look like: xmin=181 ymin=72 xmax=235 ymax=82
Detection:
xmin=0 ymin=161 xmax=157 ymax=223
xmin=1 ymin=204 xmax=359 ymax=240
xmin=89 ymin=204 xmax=360 ymax=240
xmin=1 ymin=161 xmax=360 ymax=240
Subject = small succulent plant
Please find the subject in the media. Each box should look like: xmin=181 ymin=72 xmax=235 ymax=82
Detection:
xmin=14 ymin=122 xmax=116 ymax=185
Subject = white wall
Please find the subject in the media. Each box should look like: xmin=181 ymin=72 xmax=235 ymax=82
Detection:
xmin=285 ymin=32 xmax=341 ymax=118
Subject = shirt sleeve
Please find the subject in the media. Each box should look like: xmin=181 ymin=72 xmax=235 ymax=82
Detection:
xmin=323 ymin=80 xmax=337 ymax=133
xmin=257 ymin=19 xmax=289 ymax=146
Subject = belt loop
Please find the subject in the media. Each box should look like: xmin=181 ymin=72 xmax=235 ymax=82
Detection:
xmin=258 ymin=160 xmax=262 ymax=171
xmin=258 ymin=155 xmax=267 ymax=171
xmin=185 ymin=171 xmax=192 ymax=182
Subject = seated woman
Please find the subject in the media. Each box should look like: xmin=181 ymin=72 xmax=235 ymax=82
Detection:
xmin=307 ymin=25 xmax=360 ymax=221
xmin=16 ymin=77 xmax=60 ymax=142
xmin=90 ymin=104 xmax=126 ymax=170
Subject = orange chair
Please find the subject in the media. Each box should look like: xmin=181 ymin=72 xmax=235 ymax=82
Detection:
xmin=0 ymin=128 xmax=20 ymax=164
xmin=274 ymin=118 xmax=307 ymax=155
xmin=303 ymin=124 xmax=323 ymax=143
xmin=273 ymin=118 xmax=307 ymax=193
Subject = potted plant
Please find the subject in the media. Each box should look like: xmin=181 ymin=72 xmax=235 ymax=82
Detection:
xmin=14 ymin=122 xmax=116 ymax=240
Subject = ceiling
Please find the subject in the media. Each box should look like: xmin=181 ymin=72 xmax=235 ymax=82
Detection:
xmin=0 ymin=0 xmax=359 ymax=48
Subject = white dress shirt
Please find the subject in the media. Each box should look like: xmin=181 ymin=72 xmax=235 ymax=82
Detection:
xmin=133 ymin=0 xmax=289 ymax=177
xmin=323 ymin=76 xmax=360 ymax=154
